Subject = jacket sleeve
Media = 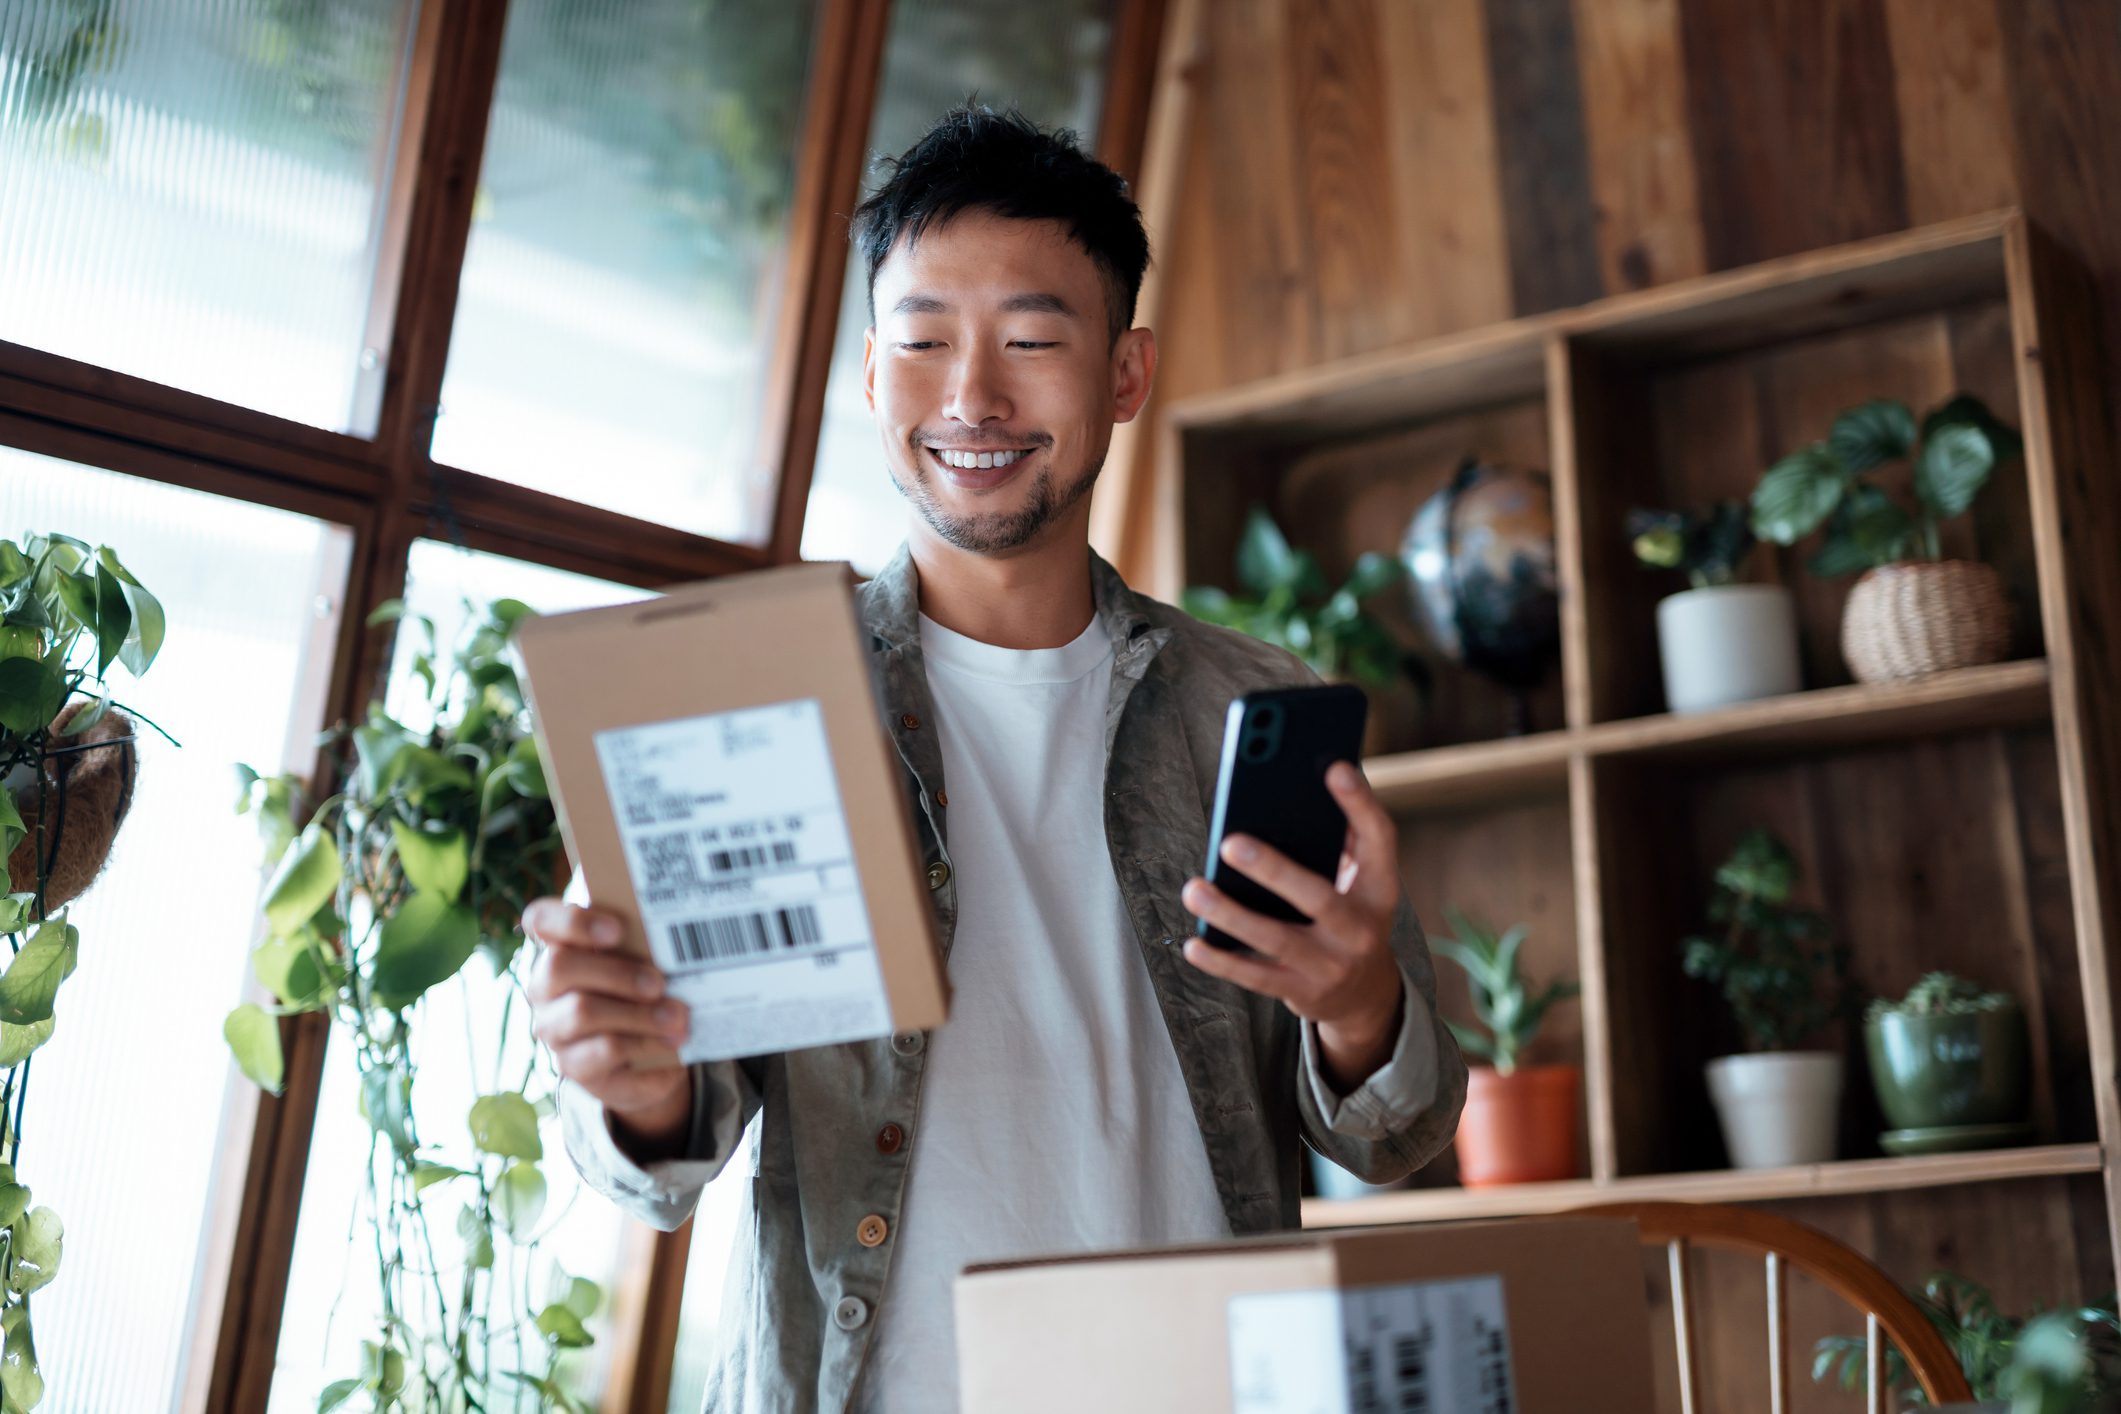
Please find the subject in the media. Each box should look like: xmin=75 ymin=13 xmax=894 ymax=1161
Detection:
xmin=558 ymin=1057 xmax=764 ymax=1233
xmin=1295 ymin=895 xmax=1468 ymax=1184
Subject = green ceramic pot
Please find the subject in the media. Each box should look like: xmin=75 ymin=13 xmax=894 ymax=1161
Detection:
xmin=1864 ymin=1003 xmax=2030 ymax=1131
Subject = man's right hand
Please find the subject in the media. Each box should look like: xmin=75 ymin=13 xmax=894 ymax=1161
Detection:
xmin=524 ymin=898 xmax=694 ymax=1161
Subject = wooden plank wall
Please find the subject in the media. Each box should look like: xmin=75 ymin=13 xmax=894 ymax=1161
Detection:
xmin=1120 ymin=0 xmax=2121 ymax=594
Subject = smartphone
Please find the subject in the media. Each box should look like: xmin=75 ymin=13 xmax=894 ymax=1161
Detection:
xmin=1195 ymin=683 xmax=1368 ymax=951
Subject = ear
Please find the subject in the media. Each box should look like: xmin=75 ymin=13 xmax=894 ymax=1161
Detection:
xmin=862 ymin=327 xmax=878 ymax=412
xmin=1111 ymin=327 xmax=1157 ymax=425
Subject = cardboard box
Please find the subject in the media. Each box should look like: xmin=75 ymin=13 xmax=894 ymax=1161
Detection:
xmin=514 ymin=562 xmax=947 ymax=1062
xmin=956 ymin=1217 xmax=1654 ymax=1414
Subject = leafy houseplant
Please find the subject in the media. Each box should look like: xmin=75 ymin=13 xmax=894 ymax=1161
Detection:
xmin=1629 ymin=501 xmax=1801 ymax=713
xmin=1751 ymin=394 xmax=2023 ymax=682
xmin=0 ymin=532 xmax=165 ymax=1412
xmin=1683 ymin=828 xmax=1855 ymax=1169
xmin=227 ymin=597 xmax=603 ymax=1412
xmin=1432 ymin=910 xmax=1581 ymax=1187
xmin=1865 ymin=973 xmax=2031 ymax=1154
xmin=1183 ymin=508 xmax=1415 ymax=752
xmin=1815 ymin=1273 xmax=2121 ymax=1412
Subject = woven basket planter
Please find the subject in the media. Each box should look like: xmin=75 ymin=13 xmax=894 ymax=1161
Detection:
xmin=5 ymin=703 xmax=139 ymax=912
xmin=1840 ymin=560 xmax=2011 ymax=683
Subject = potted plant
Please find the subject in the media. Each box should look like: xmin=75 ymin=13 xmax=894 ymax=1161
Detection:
xmin=1816 ymin=1273 xmax=2120 ymax=1412
xmin=0 ymin=531 xmax=166 ymax=1399
xmin=227 ymin=597 xmax=603 ymax=1410
xmin=1682 ymin=828 xmax=1855 ymax=1169
xmin=1629 ymin=500 xmax=1802 ymax=713
xmin=1183 ymin=507 xmax=1418 ymax=756
xmin=1750 ymin=394 xmax=2023 ymax=683
xmin=1433 ymin=908 xmax=1581 ymax=1187
xmin=1865 ymin=972 xmax=2032 ymax=1155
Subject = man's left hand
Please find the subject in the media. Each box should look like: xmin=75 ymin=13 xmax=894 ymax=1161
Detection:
xmin=1181 ymin=760 xmax=1405 ymax=1091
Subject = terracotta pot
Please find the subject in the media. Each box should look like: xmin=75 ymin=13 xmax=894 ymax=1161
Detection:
xmin=1840 ymin=560 xmax=2010 ymax=683
xmin=6 ymin=703 xmax=138 ymax=912
xmin=1456 ymin=1063 xmax=1580 ymax=1187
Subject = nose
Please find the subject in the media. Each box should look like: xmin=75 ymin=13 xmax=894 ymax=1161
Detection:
xmin=940 ymin=344 xmax=1011 ymax=430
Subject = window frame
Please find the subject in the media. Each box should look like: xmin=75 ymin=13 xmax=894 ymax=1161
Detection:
xmin=0 ymin=0 xmax=1165 ymax=1406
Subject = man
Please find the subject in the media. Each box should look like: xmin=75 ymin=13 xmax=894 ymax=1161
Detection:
xmin=527 ymin=106 xmax=1465 ymax=1413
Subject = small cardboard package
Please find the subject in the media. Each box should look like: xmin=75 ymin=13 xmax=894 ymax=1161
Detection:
xmin=514 ymin=562 xmax=947 ymax=1062
xmin=955 ymin=1217 xmax=1654 ymax=1414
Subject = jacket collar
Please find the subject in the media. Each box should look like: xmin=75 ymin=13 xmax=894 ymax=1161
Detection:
xmin=858 ymin=543 xmax=1160 ymax=657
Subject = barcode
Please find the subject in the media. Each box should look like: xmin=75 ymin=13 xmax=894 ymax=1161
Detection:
xmin=641 ymin=832 xmax=697 ymax=888
xmin=707 ymin=840 xmax=797 ymax=875
xmin=1391 ymin=1324 xmax=1434 ymax=1414
xmin=669 ymin=905 xmax=824 ymax=963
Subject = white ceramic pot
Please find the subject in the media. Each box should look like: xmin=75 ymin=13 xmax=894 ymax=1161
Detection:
xmin=1706 ymin=1052 xmax=1843 ymax=1169
xmin=1655 ymin=585 xmax=1803 ymax=714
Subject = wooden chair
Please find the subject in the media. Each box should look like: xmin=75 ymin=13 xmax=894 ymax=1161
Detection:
xmin=1570 ymin=1201 xmax=1975 ymax=1413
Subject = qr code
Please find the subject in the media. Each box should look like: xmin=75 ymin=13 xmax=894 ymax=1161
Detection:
xmin=640 ymin=832 xmax=697 ymax=888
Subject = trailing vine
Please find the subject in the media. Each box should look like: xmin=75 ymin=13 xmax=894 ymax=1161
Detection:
xmin=229 ymin=596 xmax=600 ymax=1412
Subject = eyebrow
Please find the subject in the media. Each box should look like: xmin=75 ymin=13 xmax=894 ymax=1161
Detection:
xmin=890 ymin=291 xmax=1080 ymax=318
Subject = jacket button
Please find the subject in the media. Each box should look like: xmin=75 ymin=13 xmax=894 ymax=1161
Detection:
xmin=857 ymin=1214 xmax=889 ymax=1247
xmin=926 ymin=861 xmax=951 ymax=891
xmin=834 ymin=1295 xmax=870 ymax=1330
xmin=891 ymin=1031 xmax=924 ymax=1056
xmin=876 ymin=1123 xmax=905 ymax=1154
xmin=900 ymin=713 xmax=920 ymax=730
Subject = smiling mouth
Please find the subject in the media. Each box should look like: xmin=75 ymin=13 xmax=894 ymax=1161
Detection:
xmin=923 ymin=444 xmax=1037 ymax=472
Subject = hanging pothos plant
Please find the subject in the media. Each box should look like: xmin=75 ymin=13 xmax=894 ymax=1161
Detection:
xmin=0 ymin=532 xmax=167 ymax=1413
xmin=228 ymin=596 xmax=602 ymax=1413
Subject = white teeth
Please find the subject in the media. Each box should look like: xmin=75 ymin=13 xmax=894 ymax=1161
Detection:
xmin=931 ymin=448 xmax=1028 ymax=470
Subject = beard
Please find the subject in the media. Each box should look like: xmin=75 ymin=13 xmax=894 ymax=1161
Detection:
xmin=893 ymin=438 xmax=1104 ymax=554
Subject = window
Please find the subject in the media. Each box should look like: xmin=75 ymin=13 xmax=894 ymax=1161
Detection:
xmin=798 ymin=0 xmax=1120 ymax=573
xmin=270 ymin=541 xmax=648 ymax=1409
xmin=431 ymin=0 xmax=821 ymax=545
xmin=0 ymin=0 xmax=420 ymax=433
xmin=0 ymin=449 xmax=350 ymax=1410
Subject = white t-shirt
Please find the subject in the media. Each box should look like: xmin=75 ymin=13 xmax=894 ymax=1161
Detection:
xmin=853 ymin=613 xmax=1230 ymax=1412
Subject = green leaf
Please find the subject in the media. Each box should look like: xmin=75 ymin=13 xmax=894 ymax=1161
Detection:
xmin=0 ymin=625 xmax=40 ymax=665
xmin=52 ymin=571 xmax=96 ymax=637
xmin=369 ymin=892 xmax=479 ymax=1008
xmin=0 ymin=1021 xmax=54 ymax=1068
xmin=87 ymin=562 xmax=130 ymax=676
xmin=1914 ymin=422 xmax=1994 ymax=519
xmin=1342 ymin=552 xmax=1403 ymax=600
xmin=9 ymin=1206 xmax=62 ymax=1296
xmin=361 ymin=1341 xmax=405 ymax=1398
xmin=262 ymin=825 xmax=342 ymax=938
xmin=113 ymin=575 xmax=164 ymax=678
xmin=365 ymin=598 xmax=407 ymax=627
xmin=1445 ymin=1019 xmax=1496 ymax=1062
xmin=0 ymin=543 xmax=28 ymax=591
xmin=0 ymin=919 xmax=78 ymax=1025
xmin=536 ymin=1303 xmax=593 ymax=1349
xmin=351 ymin=721 xmax=413 ymax=797
xmin=55 ymin=684 xmax=111 ymax=736
xmin=0 ymin=658 xmax=67 ymax=735
xmin=559 ymin=1275 xmax=602 ymax=1321
xmin=1235 ymin=507 xmax=1297 ymax=595
xmin=0 ymin=894 xmax=25 ymax=937
xmin=390 ymin=821 xmax=468 ymax=902
xmin=494 ymin=1160 xmax=547 ymax=1238
xmin=223 ymin=1003 xmax=285 ymax=1094
xmin=360 ymin=1064 xmax=414 ymax=1156
xmin=506 ymin=737 xmax=548 ymax=799
xmin=1751 ymin=444 xmax=1848 ymax=545
xmin=1179 ymin=587 xmax=1237 ymax=624
xmin=411 ymin=1161 xmax=465 ymax=1192
xmin=1809 ymin=483 xmax=1915 ymax=576
xmin=0 ymin=1185 xmax=30 ymax=1231
xmin=0 ymin=1299 xmax=40 ymax=1410
xmin=457 ymin=1205 xmax=495 ymax=1271
xmin=468 ymin=1092 xmax=542 ymax=1162
xmin=0 ymin=797 xmax=23 ymax=866
xmin=1827 ymin=399 xmax=1915 ymax=472
xmin=316 ymin=1377 xmax=362 ymax=1413
xmin=250 ymin=939 xmax=328 ymax=1010
xmin=1716 ymin=829 xmax=1797 ymax=903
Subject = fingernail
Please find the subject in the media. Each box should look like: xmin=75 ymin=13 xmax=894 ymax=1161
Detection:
xmin=636 ymin=968 xmax=663 ymax=999
xmin=655 ymin=1000 xmax=687 ymax=1028
xmin=1329 ymin=762 xmax=1357 ymax=788
xmin=593 ymin=916 xmax=624 ymax=944
xmin=1224 ymin=837 xmax=1257 ymax=864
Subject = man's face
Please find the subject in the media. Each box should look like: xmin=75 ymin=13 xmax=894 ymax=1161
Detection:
xmin=863 ymin=210 xmax=1154 ymax=556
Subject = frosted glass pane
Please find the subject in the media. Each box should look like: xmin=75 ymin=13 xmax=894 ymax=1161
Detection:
xmin=271 ymin=541 xmax=652 ymax=1412
xmin=0 ymin=451 xmax=350 ymax=1413
xmin=432 ymin=0 xmax=820 ymax=546
xmin=798 ymin=1 xmax=1116 ymax=574
xmin=0 ymin=0 xmax=417 ymax=433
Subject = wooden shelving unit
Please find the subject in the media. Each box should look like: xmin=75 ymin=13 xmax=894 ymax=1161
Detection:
xmin=1164 ymin=210 xmax=2121 ymax=1310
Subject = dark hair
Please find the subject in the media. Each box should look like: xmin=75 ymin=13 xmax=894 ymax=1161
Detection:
xmin=851 ymin=104 xmax=1150 ymax=344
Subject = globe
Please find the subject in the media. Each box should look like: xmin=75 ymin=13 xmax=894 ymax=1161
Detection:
xmin=1400 ymin=458 xmax=1561 ymax=697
